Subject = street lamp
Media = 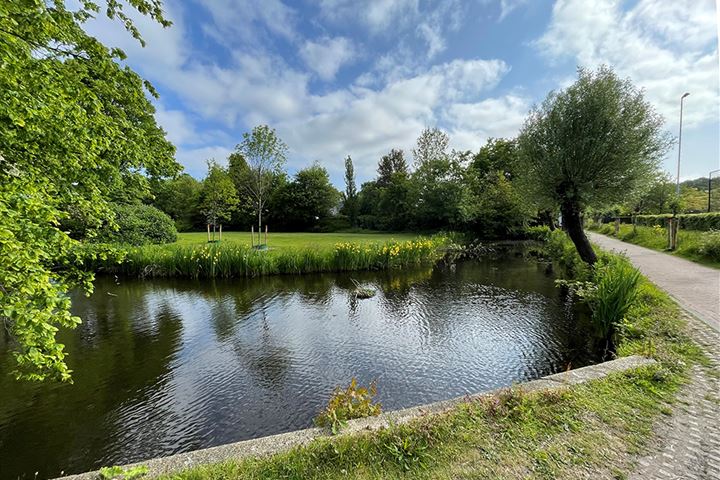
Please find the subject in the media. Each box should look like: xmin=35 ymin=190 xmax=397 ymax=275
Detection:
xmin=676 ymin=92 xmax=690 ymax=196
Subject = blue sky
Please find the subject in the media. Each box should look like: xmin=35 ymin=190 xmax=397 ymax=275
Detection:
xmin=86 ymin=0 xmax=720 ymax=186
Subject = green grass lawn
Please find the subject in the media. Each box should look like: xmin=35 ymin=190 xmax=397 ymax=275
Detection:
xmin=589 ymin=223 xmax=720 ymax=268
xmin=174 ymin=231 xmax=420 ymax=250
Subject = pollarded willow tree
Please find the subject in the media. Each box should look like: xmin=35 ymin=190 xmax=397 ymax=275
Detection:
xmin=517 ymin=66 xmax=672 ymax=264
xmin=0 ymin=1 xmax=179 ymax=381
xmin=232 ymin=125 xmax=288 ymax=243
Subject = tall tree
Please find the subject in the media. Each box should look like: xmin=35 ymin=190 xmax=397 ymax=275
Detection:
xmin=274 ymin=163 xmax=340 ymax=230
xmin=517 ymin=66 xmax=671 ymax=264
xmin=200 ymin=161 xmax=238 ymax=237
xmin=413 ymin=127 xmax=450 ymax=167
xmin=152 ymin=174 xmax=203 ymax=231
xmin=343 ymin=155 xmax=358 ymax=226
xmin=377 ymin=149 xmax=408 ymax=187
xmin=232 ymin=125 xmax=288 ymax=241
xmin=0 ymin=1 xmax=178 ymax=380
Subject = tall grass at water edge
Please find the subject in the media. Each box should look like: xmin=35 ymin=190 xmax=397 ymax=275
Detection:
xmin=95 ymin=236 xmax=449 ymax=278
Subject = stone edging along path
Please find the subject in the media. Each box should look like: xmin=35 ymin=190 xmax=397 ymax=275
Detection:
xmin=56 ymin=355 xmax=655 ymax=480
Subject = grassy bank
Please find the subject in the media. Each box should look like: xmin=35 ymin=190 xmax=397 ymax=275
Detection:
xmin=174 ymin=231 xmax=420 ymax=249
xmin=588 ymin=223 xmax=720 ymax=268
xmin=144 ymin=232 xmax=704 ymax=479
xmin=95 ymin=236 xmax=449 ymax=278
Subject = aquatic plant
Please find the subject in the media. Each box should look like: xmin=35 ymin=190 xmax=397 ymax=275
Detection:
xmin=315 ymin=378 xmax=382 ymax=434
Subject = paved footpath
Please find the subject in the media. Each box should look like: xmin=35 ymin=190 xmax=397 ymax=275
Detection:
xmin=586 ymin=232 xmax=720 ymax=479
xmin=587 ymin=232 xmax=719 ymax=332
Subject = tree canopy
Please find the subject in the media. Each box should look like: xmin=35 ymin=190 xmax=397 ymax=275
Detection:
xmin=200 ymin=161 xmax=238 ymax=230
xmin=0 ymin=0 xmax=178 ymax=380
xmin=517 ymin=66 xmax=672 ymax=264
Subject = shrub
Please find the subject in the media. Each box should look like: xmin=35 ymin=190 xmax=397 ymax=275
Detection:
xmin=315 ymin=378 xmax=382 ymax=433
xmin=95 ymin=203 xmax=177 ymax=246
xmin=523 ymin=225 xmax=551 ymax=242
xmin=696 ymin=230 xmax=720 ymax=261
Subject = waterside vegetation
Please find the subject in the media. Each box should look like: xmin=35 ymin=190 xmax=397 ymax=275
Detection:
xmin=92 ymin=236 xmax=450 ymax=278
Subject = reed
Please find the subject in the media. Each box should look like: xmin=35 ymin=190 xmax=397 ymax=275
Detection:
xmin=95 ymin=236 xmax=448 ymax=278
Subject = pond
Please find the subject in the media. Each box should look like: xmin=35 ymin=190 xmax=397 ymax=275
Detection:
xmin=0 ymin=250 xmax=594 ymax=479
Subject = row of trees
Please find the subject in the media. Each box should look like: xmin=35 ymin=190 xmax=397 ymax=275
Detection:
xmin=152 ymin=127 xmax=532 ymax=239
xmin=152 ymin=126 xmax=340 ymax=234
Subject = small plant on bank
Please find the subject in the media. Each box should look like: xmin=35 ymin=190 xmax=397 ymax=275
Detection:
xmin=98 ymin=465 xmax=148 ymax=480
xmin=381 ymin=430 xmax=433 ymax=471
xmin=315 ymin=378 xmax=382 ymax=434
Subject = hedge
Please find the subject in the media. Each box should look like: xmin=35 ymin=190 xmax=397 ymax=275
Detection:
xmin=634 ymin=212 xmax=720 ymax=231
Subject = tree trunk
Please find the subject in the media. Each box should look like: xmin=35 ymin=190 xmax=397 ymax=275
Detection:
xmin=561 ymin=201 xmax=597 ymax=265
xmin=258 ymin=201 xmax=262 ymax=245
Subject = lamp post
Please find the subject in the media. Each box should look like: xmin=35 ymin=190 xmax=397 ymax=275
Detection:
xmin=676 ymin=92 xmax=690 ymax=196
xmin=709 ymin=169 xmax=720 ymax=212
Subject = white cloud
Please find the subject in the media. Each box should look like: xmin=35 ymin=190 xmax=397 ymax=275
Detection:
xmin=195 ymin=0 xmax=297 ymax=48
xmin=154 ymin=104 xmax=197 ymax=146
xmin=319 ymin=0 xmax=419 ymax=32
xmin=417 ymin=23 xmax=446 ymax=59
xmin=445 ymin=94 xmax=531 ymax=150
xmin=536 ymin=0 xmax=719 ymax=129
xmin=499 ymin=0 xmax=529 ymax=21
xmin=175 ymin=145 xmax=235 ymax=177
xmin=299 ymin=37 xmax=356 ymax=81
xmin=275 ymin=59 xmax=510 ymax=179
xmin=83 ymin=1 xmax=518 ymax=183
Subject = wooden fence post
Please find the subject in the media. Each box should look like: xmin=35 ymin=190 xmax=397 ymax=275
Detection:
xmin=251 ymin=225 xmax=254 ymax=247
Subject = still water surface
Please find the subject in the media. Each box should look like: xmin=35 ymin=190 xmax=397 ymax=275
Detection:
xmin=0 ymin=254 xmax=593 ymax=479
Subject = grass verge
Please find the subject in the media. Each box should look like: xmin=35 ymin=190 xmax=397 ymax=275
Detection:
xmin=588 ymin=223 xmax=720 ymax=268
xmin=151 ymin=234 xmax=705 ymax=479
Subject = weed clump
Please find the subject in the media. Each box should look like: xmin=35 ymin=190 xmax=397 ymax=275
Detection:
xmin=315 ymin=378 xmax=382 ymax=434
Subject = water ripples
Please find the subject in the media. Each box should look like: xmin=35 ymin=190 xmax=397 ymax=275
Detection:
xmin=0 ymin=256 xmax=594 ymax=479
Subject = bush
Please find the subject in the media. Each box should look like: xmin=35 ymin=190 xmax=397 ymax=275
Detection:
xmin=523 ymin=225 xmax=551 ymax=242
xmin=696 ymin=230 xmax=720 ymax=262
xmin=635 ymin=212 xmax=720 ymax=231
xmin=96 ymin=203 xmax=177 ymax=246
xmin=315 ymin=378 xmax=382 ymax=433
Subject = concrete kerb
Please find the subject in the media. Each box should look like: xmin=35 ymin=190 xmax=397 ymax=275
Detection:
xmin=55 ymin=355 xmax=656 ymax=480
